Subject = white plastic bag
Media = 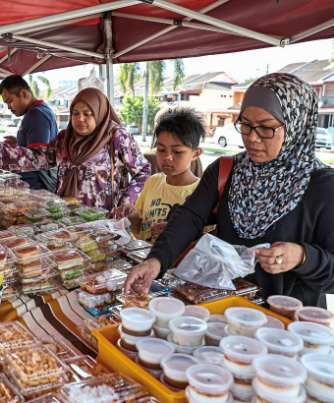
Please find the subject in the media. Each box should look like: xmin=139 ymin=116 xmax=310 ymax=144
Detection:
xmin=174 ymin=233 xmax=269 ymax=290
xmin=107 ymin=218 xmax=132 ymax=245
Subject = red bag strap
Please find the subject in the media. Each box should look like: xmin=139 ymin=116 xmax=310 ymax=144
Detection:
xmin=212 ymin=155 xmax=234 ymax=215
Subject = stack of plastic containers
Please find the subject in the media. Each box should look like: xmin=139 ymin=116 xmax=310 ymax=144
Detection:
xmin=77 ymin=268 xmax=126 ymax=314
xmin=160 ymin=354 xmax=199 ymax=391
xmin=220 ymin=336 xmax=267 ymax=403
xmin=0 ymin=373 xmax=24 ymax=403
xmin=224 ymin=307 xmax=268 ymax=338
xmin=74 ymin=206 xmax=108 ymax=222
xmin=0 ymin=245 xmax=19 ymax=300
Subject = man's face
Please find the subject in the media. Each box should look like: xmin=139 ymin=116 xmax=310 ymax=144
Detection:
xmin=2 ymin=88 xmax=29 ymax=117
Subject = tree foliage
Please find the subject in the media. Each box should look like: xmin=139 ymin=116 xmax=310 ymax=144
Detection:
xmin=118 ymin=63 xmax=142 ymax=98
xmin=119 ymin=96 xmax=162 ymax=134
xmin=28 ymin=74 xmax=52 ymax=99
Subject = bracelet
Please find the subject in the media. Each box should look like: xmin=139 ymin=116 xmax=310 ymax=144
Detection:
xmin=298 ymin=245 xmax=306 ymax=266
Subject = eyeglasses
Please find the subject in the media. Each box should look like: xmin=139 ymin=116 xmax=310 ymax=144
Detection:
xmin=234 ymin=122 xmax=285 ymax=139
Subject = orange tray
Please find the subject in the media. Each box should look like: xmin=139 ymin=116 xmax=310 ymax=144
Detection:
xmin=93 ymin=295 xmax=291 ymax=403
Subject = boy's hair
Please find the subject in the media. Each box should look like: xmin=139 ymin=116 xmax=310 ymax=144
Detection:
xmin=0 ymin=75 xmax=32 ymax=96
xmin=153 ymin=108 xmax=206 ymax=150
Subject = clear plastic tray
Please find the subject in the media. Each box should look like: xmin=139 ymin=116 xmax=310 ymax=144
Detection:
xmin=53 ymin=249 xmax=88 ymax=270
xmin=0 ymin=322 xmax=37 ymax=354
xmin=173 ymin=278 xmax=260 ymax=304
xmin=123 ymin=240 xmax=152 ymax=251
xmin=77 ymin=289 xmax=122 ymax=308
xmin=6 ymin=237 xmax=36 ymax=251
xmin=74 ymin=233 xmax=99 ymax=253
xmin=18 ymin=256 xmax=57 ymax=280
xmin=35 ymin=230 xmax=77 ymax=247
xmin=23 ymin=392 xmax=66 ymax=403
xmin=109 ymin=258 xmax=133 ymax=272
xmin=22 ymin=208 xmax=51 ymax=223
xmin=49 ymin=208 xmax=71 ymax=221
xmin=45 ymin=199 xmax=68 ymax=214
xmin=127 ymin=248 xmax=151 ymax=263
xmin=58 ymin=266 xmax=85 ymax=281
xmin=61 ymin=373 xmax=147 ymax=403
xmin=86 ymin=249 xmax=107 ymax=264
xmin=79 ymin=269 xmax=126 ymax=295
xmin=0 ymin=230 xmax=17 ymax=244
xmin=8 ymin=225 xmax=35 ymax=237
xmin=5 ymin=345 xmax=66 ymax=388
xmin=64 ymin=355 xmax=109 ymax=382
xmin=12 ymin=244 xmax=52 ymax=264
xmin=0 ymin=373 xmax=24 ymax=403
xmin=150 ymin=274 xmax=184 ymax=293
xmin=20 ymin=269 xmax=57 ymax=284
xmin=74 ymin=207 xmax=108 ymax=221
xmin=1 ymin=284 xmax=19 ymax=301
xmin=117 ymin=292 xmax=153 ymax=309
xmin=0 ymin=247 xmax=16 ymax=269
xmin=21 ymin=278 xmax=57 ymax=295
xmin=77 ymin=324 xmax=99 ymax=352
xmin=32 ymin=219 xmax=65 ymax=234
xmin=58 ymin=216 xmax=86 ymax=227
xmin=41 ymin=336 xmax=78 ymax=360
xmin=31 ymin=190 xmax=57 ymax=202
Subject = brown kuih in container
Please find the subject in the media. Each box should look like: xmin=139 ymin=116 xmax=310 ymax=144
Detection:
xmin=267 ymin=295 xmax=303 ymax=320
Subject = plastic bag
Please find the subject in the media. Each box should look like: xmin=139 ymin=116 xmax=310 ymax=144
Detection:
xmin=174 ymin=233 xmax=269 ymax=290
xmin=107 ymin=218 xmax=132 ymax=245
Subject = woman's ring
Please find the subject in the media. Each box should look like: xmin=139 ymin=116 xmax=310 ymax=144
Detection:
xmin=275 ymin=256 xmax=283 ymax=265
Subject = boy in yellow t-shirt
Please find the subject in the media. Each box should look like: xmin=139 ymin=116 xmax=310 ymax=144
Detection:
xmin=113 ymin=108 xmax=204 ymax=242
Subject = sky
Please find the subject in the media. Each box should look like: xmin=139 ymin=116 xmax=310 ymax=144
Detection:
xmin=44 ymin=38 xmax=333 ymax=88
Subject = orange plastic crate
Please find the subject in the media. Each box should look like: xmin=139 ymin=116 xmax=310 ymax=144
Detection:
xmin=93 ymin=296 xmax=291 ymax=403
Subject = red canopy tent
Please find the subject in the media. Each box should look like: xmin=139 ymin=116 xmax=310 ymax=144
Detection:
xmin=0 ymin=0 xmax=333 ymax=100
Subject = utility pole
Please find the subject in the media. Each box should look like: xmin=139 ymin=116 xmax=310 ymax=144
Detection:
xmin=142 ymin=61 xmax=149 ymax=142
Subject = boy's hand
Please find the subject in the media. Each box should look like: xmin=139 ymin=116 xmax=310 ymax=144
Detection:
xmin=150 ymin=222 xmax=167 ymax=240
xmin=112 ymin=203 xmax=139 ymax=220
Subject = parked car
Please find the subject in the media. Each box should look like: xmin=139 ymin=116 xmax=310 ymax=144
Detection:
xmin=213 ymin=123 xmax=244 ymax=148
xmin=124 ymin=124 xmax=140 ymax=135
xmin=315 ymin=127 xmax=333 ymax=150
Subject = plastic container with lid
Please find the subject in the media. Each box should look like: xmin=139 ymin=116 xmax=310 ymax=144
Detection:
xmin=22 ymin=208 xmax=51 ymax=223
xmin=186 ymin=364 xmax=234 ymax=403
xmin=8 ymin=225 xmax=35 ymax=237
xmin=255 ymin=328 xmax=304 ymax=359
xmin=224 ymin=307 xmax=267 ymax=338
xmin=35 ymin=229 xmax=77 ymax=247
xmin=252 ymin=354 xmax=307 ymax=398
xmin=118 ymin=325 xmax=154 ymax=351
xmin=77 ymin=290 xmax=118 ymax=309
xmin=169 ymin=316 xmax=207 ymax=347
xmin=0 ymin=322 xmax=36 ymax=355
xmin=61 ymin=373 xmax=147 ymax=403
xmin=116 ymin=338 xmax=138 ymax=361
xmin=79 ymin=268 xmax=126 ymax=295
xmin=252 ymin=379 xmax=307 ymax=403
xmin=160 ymin=353 xmax=199 ymax=389
xmin=231 ymin=374 xmax=255 ymax=396
xmin=207 ymin=314 xmax=228 ymax=325
xmin=128 ymin=248 xmax=151 ymax=263
xmin=134 ymin=356 xmax=163 ymax=380
xmin=32 ymin=219 xmax=65 ymax=234
xmin=193 ymin=346 xmax=225 ymax=366
xmin=231 ymin=390 xmax=254 ymax=403
xmin=296 ymin=307 xmax=333 ymax=327
xmin=59 ymin=216 xmax=86 ymax=226
xmin=153 ymin=324 xmax=171 ymax=340
xmin=0 ymin=373 xmax=24 ymax=403
xmin=288 ymin=322 xmax=334 ymax=355
xmin=22 ymin=392 xmax=66 ymax=403
xmin=64 ymin=355 xmax=109 ymax=382
xmin=0 ymin=230 xmax=17 ymax=244
xmin=305 ymin=386 xmax=334 ymax=403
xmin=74 ymin=206 xmax=108 ymax=221
xmin=41 ymin=336 xmax=78 ymax=360
xmin=267 ymin=295 xmax=303 ymax=320
xmin=18 ymin=256 xmax=57 ymax=280
xmin=205 ymin=322 xmax=229 ymax=346
xmin=264 ymin=315 xmax=285 ymax=330
xmin=136 ymin=338 xmax=175 ymax=369
xmin=12 ymin=244 xmax=52 ymax=265
xmin=166 ymin=333 xmax=205 ymax=355
xmin=183 ymin=305 xmax=210 ymax=322
xmin=149 ymin=297 xmax=185 ymax=328
xmin=0 ymin=247 xmax=16 ymax=270
xmin=5 ymin=345 xmax=67 ymax=388
xmin=220 ymin=336 xmax=268 ymax=377
xmin=120 ymin=307 xmax=156 ymax=334
xmin=123 ymin=240 xmax=152 ymax=251
xmin=300 ymin=354 xmax=334 ymax=399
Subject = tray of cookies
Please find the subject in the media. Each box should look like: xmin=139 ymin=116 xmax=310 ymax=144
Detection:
xmin=41 ymin=336 xmax=78 ymax=361
xmin=64 ymin=355 xmax=109 ymax=382
xmin=0 ymin=373 xmax=24 ymax=403
xmin=0 ymin=322 xmax=37 ymax=355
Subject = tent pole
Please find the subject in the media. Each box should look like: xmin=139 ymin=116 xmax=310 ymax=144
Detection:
xmin=104 ymin=11 xmax=114 ymax=106
xmin=150 ymin=0 xmax=281 ymax=46
xmin=290 ymin=18 xmax=334 ymax=43
xmin=22 ymin=54 xmax=52 ymax=75
xmin=0 ymin=48 xmax=17 ymax=65
xmin=0 ymin=0 xmax=138 ymax=35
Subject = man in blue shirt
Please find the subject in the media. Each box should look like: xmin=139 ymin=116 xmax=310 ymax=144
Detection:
xmin=0 ymin=75 xmax=58 ymax=190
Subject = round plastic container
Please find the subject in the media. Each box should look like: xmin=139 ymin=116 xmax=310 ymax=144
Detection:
xmin=116 ymin=338 xmax=138 ymax=361
xmin=296 ymin=307 xmax=333 ymax=327
xmin=169 ymin=316 xmax=207 ymax=347
xmin=267 ymin=295 xmax=303 ymax=320
xmin=153 ymin=324 xmax=171 ymax=340
xmin=193 ymin=346 xmax=225 ymax=366
xmin=253 ymin=379 xmax=307 ymax=403
xmin=183 ymin=306 xmax=210 ymax=322
xmin=120 ymin=308 xmax=156 ymax=334
xmin=118 ymin=325 xmax=154 ymax=351
xmin=301 ymin=354 xmax=334 ymax=399
xmin=231 ymin=374 xmax=254 ymax=396
xmin=305 ymin=385 xmax=334 ymax=403
xmin=264 ymin=315 xmax=285 ymax=330
xmin=134 ymin=356 xmax=163 ymax=380
xmin=205 ymin=323 xmax=229 ymax=346
xmin=136 ymin=338 xmax=175 ymax=369
xmin=159 ymin=374 xmax=183 ymax=391
xmin=231 ymin=390 xmax=254 ymax=403
xmin=220 ymin=336 xmax=268 ymax=377
xmin=252 ymin=354 xmax=307 ymax=398
xmin=149 ymin=297 xmax=185 ymax=328
xmin=186 ymin=364 xmax=233 ymax=403
xmin=288 ymin=322 xmax=334 ymax=355
xmin=160 ymin=354 xmax=199 ymax=389
xmin=224 ymin=325 xmax=233 ymax=337
xmin=224 ymin=307 xmax=267 ymax=338
xmin=207 ymin=315 xmax=228 ymax=325
xmin=255 ymin=328 xmax=304 ymax=359
xmin=186 ymin=387 xmax=233 ymax=403
xmin=167 ymin=333 xmax=205 ymax=355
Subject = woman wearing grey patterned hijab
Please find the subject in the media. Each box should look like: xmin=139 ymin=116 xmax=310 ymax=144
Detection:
xmin=125 ymin=73 xmax=334 ymax=308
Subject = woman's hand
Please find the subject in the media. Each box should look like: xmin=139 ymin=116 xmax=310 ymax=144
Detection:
xmin=3 ymin=136 xmax=17 ymax=147
xmin=124 ymin=258 xmax=161 ymax=295
xmin=150 ymin=222 xmax=167 ymax=240
xmin=112 ymin=203 xmax=139 ymax=220
xmin=255 ymin=242 xmax=304 ymax=274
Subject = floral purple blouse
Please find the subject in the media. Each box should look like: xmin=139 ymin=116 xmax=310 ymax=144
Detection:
xmin=0 ymin=128 xmax=151 ymax=210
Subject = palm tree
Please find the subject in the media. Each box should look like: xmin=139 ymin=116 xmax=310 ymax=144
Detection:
xmin=118 ymin=63 xmax=142 ymax=98
xmin=28 ymin=74 xmax=52 ymax=99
